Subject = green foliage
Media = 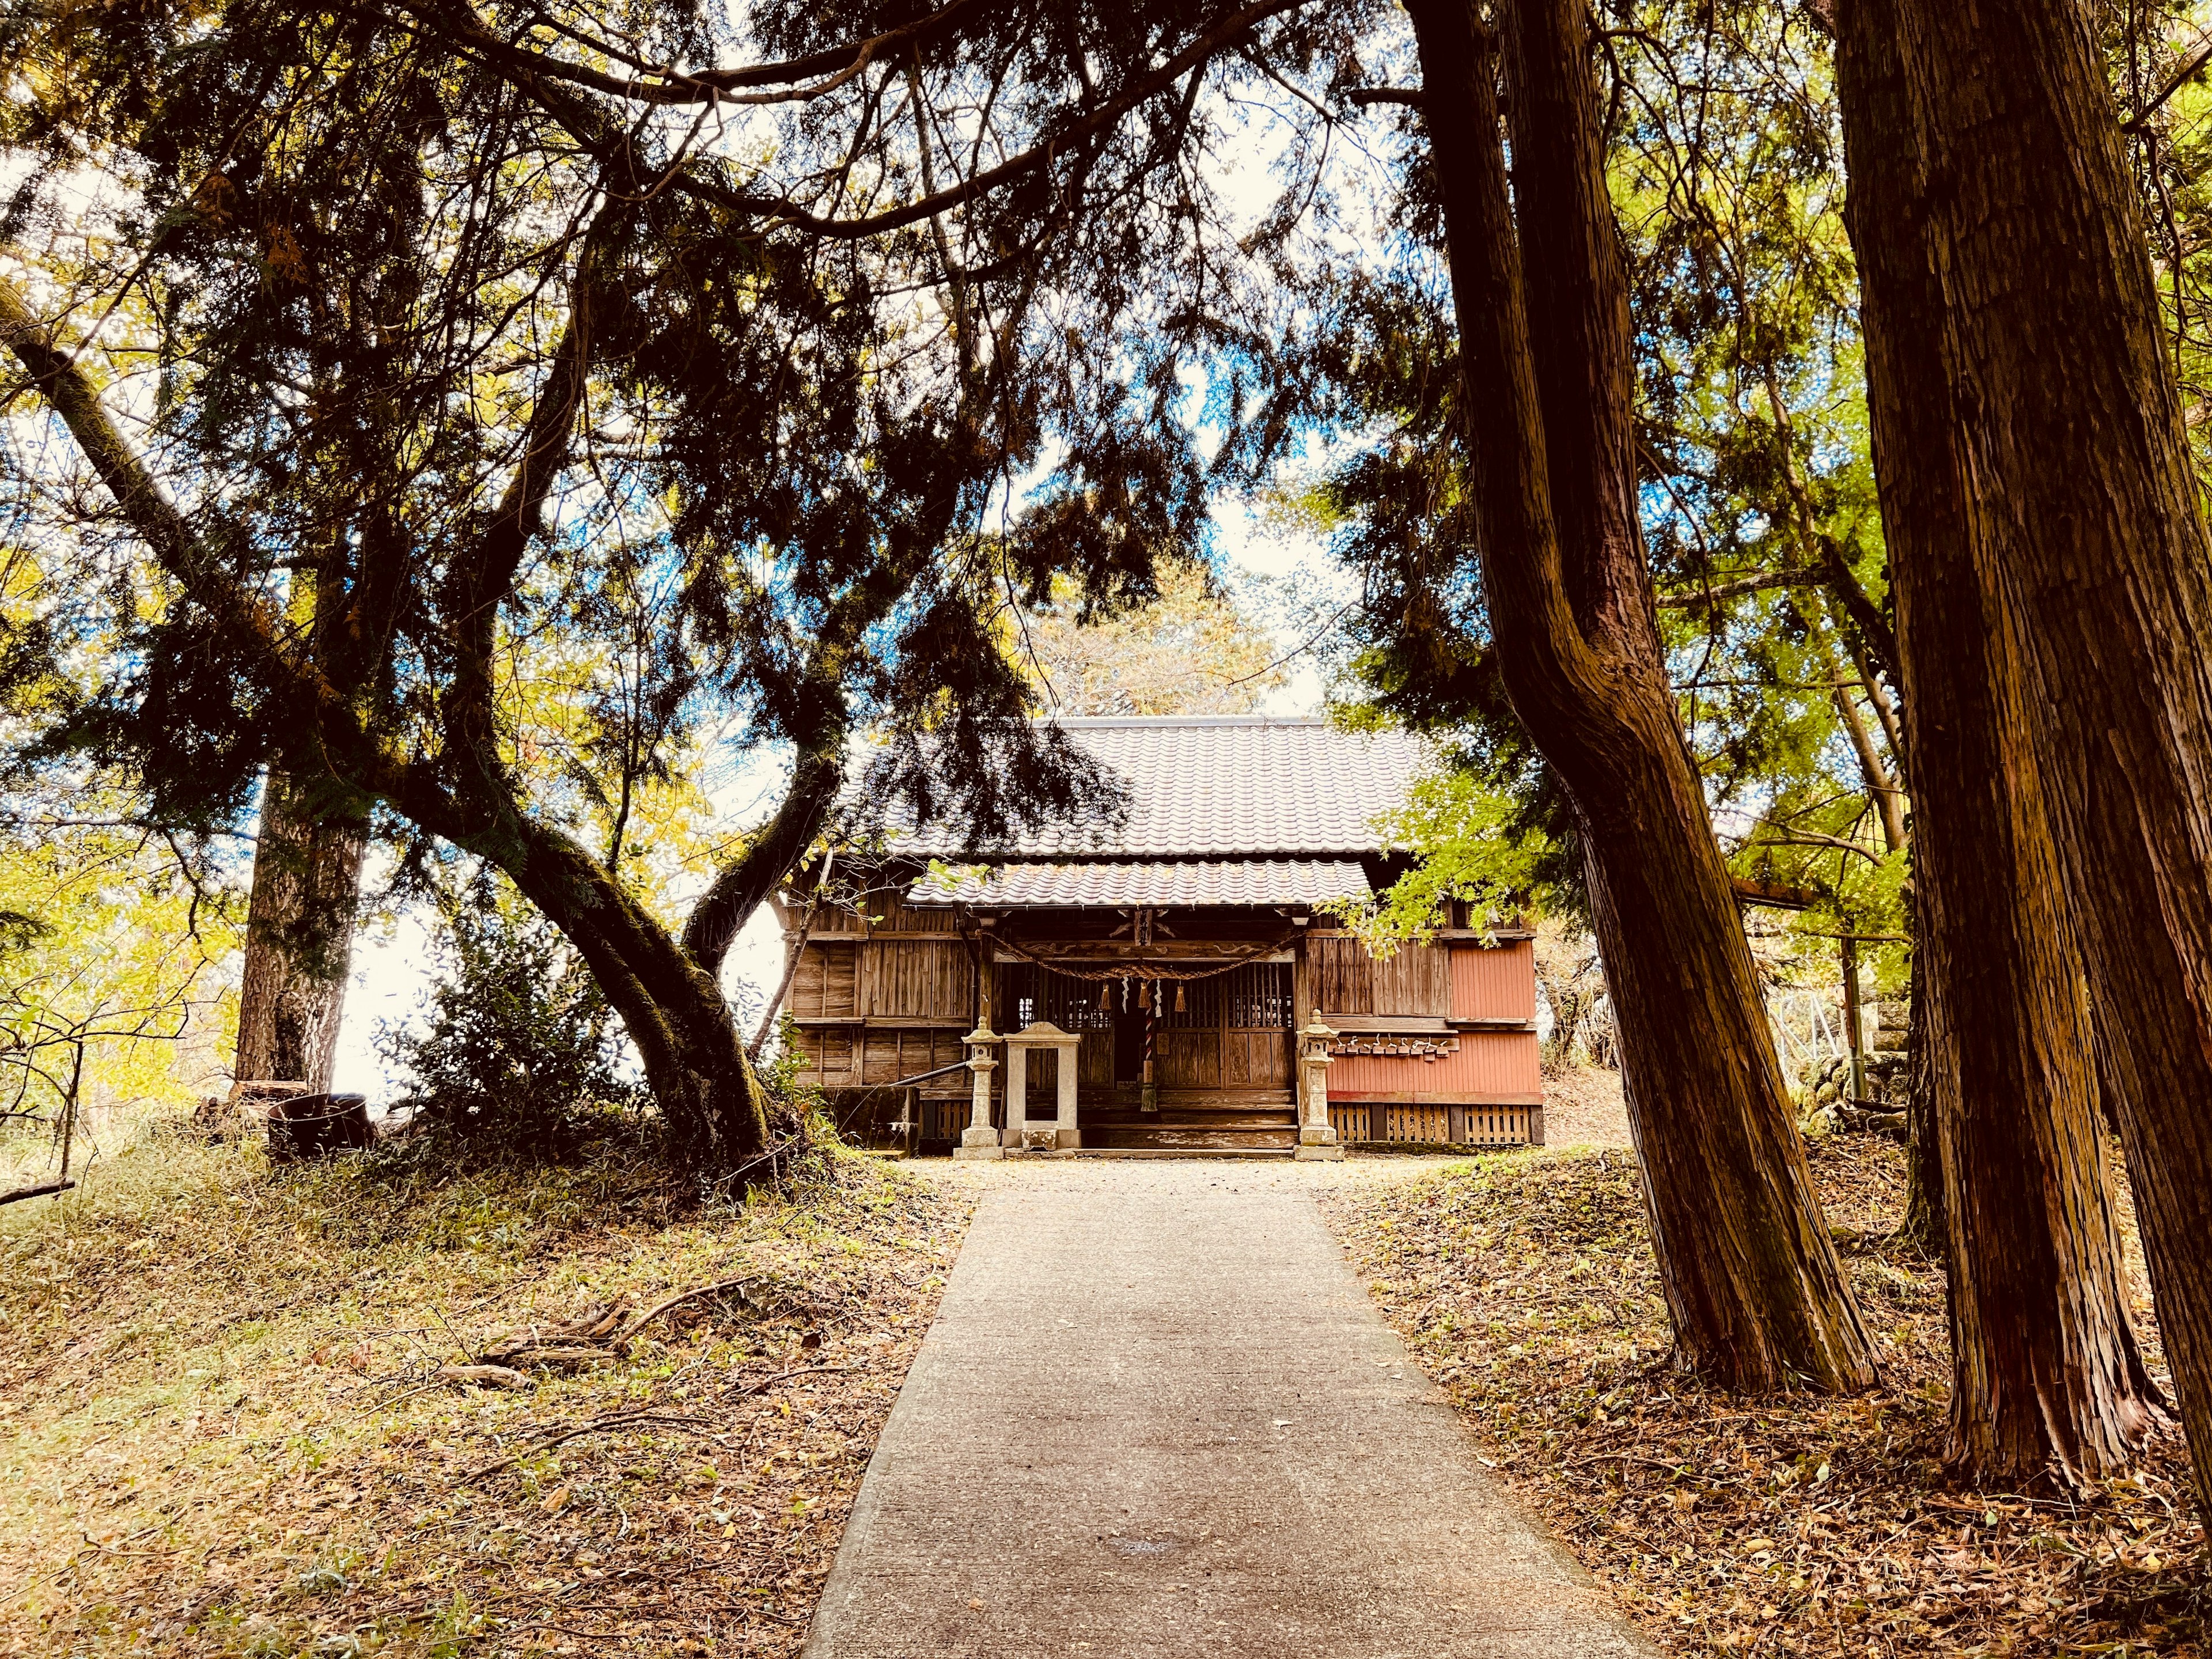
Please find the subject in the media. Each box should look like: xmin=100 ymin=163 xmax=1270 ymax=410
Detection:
xmin=1325 ymin=768 xmax=1555 ymax=950
xmin=377 ymin=899 xmax=641 ymax=1159
xmin=0 ymin=809 xmax=237 ymax=1148
xmin=1301 ymin=2 xmax=1908 ymax=968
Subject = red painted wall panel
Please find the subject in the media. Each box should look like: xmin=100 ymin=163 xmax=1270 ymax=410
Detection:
xmin=1451 ymin=939 xmax=1536 ymax=1021
xmin=1327 ymin=1031 xmax=1541 ymax=1102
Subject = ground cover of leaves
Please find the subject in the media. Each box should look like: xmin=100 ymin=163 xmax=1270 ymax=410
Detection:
xmin=1322 ymin=1137 xmax=2207 ymax=1657
xmin=0 ymin=1123 xmax=974 ymax=1656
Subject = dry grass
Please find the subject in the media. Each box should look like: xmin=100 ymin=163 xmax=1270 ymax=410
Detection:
xmin=1322 ymin=1134 xmax=2207 ymax=1657
xmin=1539 ymin=1063 xmax=1635 ymax=1150
xmin=0 ymin=1116 xmax=974 ymax=1656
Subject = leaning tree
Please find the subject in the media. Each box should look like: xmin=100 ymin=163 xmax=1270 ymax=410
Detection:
xmin=1390 ymin=0 xmax=1877 ymax=1391
xmin=0 ymin=0 xmax=1359 ymax=1172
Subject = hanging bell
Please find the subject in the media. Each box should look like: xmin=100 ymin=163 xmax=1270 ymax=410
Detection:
xmin=1138 ymin=979 xmax=1151 ymax=1012
xmin=1173 ymin=983 xmax=1187 ymax=1014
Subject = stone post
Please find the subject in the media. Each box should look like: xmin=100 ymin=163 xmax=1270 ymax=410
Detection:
xmin=1054 ymin=1029 xmax=1081 ymax=1149
xmin=953 ymin=1024 xmax=1002 ymax=1161
xmin=1002 ymin=1039 xmax=1029 ymax=1152
xmin=999 ymin=1022 xmax=1080 ymax=1152
xmin=1295 ymin=1017 xmax=1342 ymax=1161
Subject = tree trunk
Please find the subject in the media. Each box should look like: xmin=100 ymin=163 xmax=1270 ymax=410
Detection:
xmin=1406 ymin=0 xmax=1876 ymax=1392
xmin=234 ymin=767 xmax=369 ymax=1093
xmin=467 ymin=806 xmax=777 ymax=1173
xmin=1836 ymin=0 xmax=2160 ymax=1483
xmin=1844 ymin=0 xmax=2212 ymax=1512
xmin=1899 ymin=892 xmax=1944 ymax=1256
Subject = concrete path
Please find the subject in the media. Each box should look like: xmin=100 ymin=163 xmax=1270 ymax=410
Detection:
xmin=802 ymin=1161 xmax=1653 ymax=1658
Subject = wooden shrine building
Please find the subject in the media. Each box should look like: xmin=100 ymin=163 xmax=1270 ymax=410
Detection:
xmin=775 ymin=716 xmax=1543 ymax=1156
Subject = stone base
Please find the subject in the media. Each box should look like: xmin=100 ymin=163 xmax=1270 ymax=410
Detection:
xmin=1055 ymin=1127 xmax=1083 ymax=1150
xmin=1295 ymin=1124 xmax=1342 ymax=1162
xmin=955 ymin=1127 xmax=1005 ymax=1162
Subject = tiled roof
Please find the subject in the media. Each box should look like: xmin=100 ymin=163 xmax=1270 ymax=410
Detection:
xmin=888 ymin=716 xmax=1431 ymax=859
xmin=906 ymin=858 xmax=1373 ymax=909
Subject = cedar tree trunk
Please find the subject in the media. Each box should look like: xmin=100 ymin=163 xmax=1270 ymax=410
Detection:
xmin=234 ymin=767 xmax=369 ymax=1092
xmin=1406 ymin=0 xmax=1876 ymax=1391
xmin=1899 ymin=897 xmax=1943 ymax=1256
xmin=1857 ymin=0 xmax=2212 ymax=1510
xmin=1836 ymin=0 xmax=2157 ymax=1483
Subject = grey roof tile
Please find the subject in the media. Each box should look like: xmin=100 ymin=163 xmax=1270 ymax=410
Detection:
xmin=906 ymin=857 xmax=1373 ymax=909
xmin=888 ymin=715 xmax=1430 ymax=859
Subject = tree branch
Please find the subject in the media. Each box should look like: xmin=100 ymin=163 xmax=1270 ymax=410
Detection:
xmin=1656 ymin=571 xmax=1822 ymax=607
xmin=440 ymin=204 xmax=623 ymax=797
xmin=397 ymin=0 xmax=1005 ymax=108
xmin=672 ymin=0 xmax=1309 ymax=239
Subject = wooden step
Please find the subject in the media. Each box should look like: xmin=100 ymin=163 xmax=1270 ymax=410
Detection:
xmin=1085 ymin=1125 xmax=1298 ymax=1150
xmin=1044 ymin=1147 xmax=1297 ymax=1160
xmin=1083 ymin=1111 xmax=1296 ymax=1130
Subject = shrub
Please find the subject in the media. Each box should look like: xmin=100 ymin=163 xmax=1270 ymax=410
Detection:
xmin=378 ymin=903 xmax=641 ymax=1158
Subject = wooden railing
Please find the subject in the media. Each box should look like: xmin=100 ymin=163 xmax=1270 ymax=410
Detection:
xmin=1325 ymin=1101 xmax=1534 ymax=1147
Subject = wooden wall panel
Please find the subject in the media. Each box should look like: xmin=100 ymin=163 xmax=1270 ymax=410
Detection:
xmin=1224 ymin=1029 xmax=1292 ymax=1087
xmin=1372 ymin=944 xmax=1451 ymax=1017
xmin=853 ymin=1028 xmax=963 ymax=1087
xmin=795 ymin=1027 xmax=854 ymax=1084
xmin=1160 ymin=1030 xmax=1221 ymax=1089
xmin=1451 ymin=940 xmax=1537 ymax=1022
xmin=790 ymin=943 xmax=859 ymax=1018
xmin=1308 ymin=934 xmax=1450 ymax=1017
xmin=1079 ymin=1027 xmax=1115 ymax=1085
xmin=793 ymin=891 xmax=961 ymax=935
xmin=1385 ymin=1104 xmax=1454 ymax=1142
xmin=873 ymin=895 xmax=963 ymax=933
xmin=1308 ymin=934 xmax=1372 ymax=1014
xmin=1324 ymin=1099 xmax=1532 ymax=1145
xmin=861 ymin=940 xmax=974 ymax=1021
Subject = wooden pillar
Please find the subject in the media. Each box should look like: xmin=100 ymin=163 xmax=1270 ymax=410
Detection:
xmin=975 ymin=927 xmax=997 ymax=1031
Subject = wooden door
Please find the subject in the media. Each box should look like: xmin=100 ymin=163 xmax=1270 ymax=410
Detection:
xmin=1222 ymin=960 xmax=1293 ymax=1088
xmin=1159 ymin=975 xmax=1222 ymax=1089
